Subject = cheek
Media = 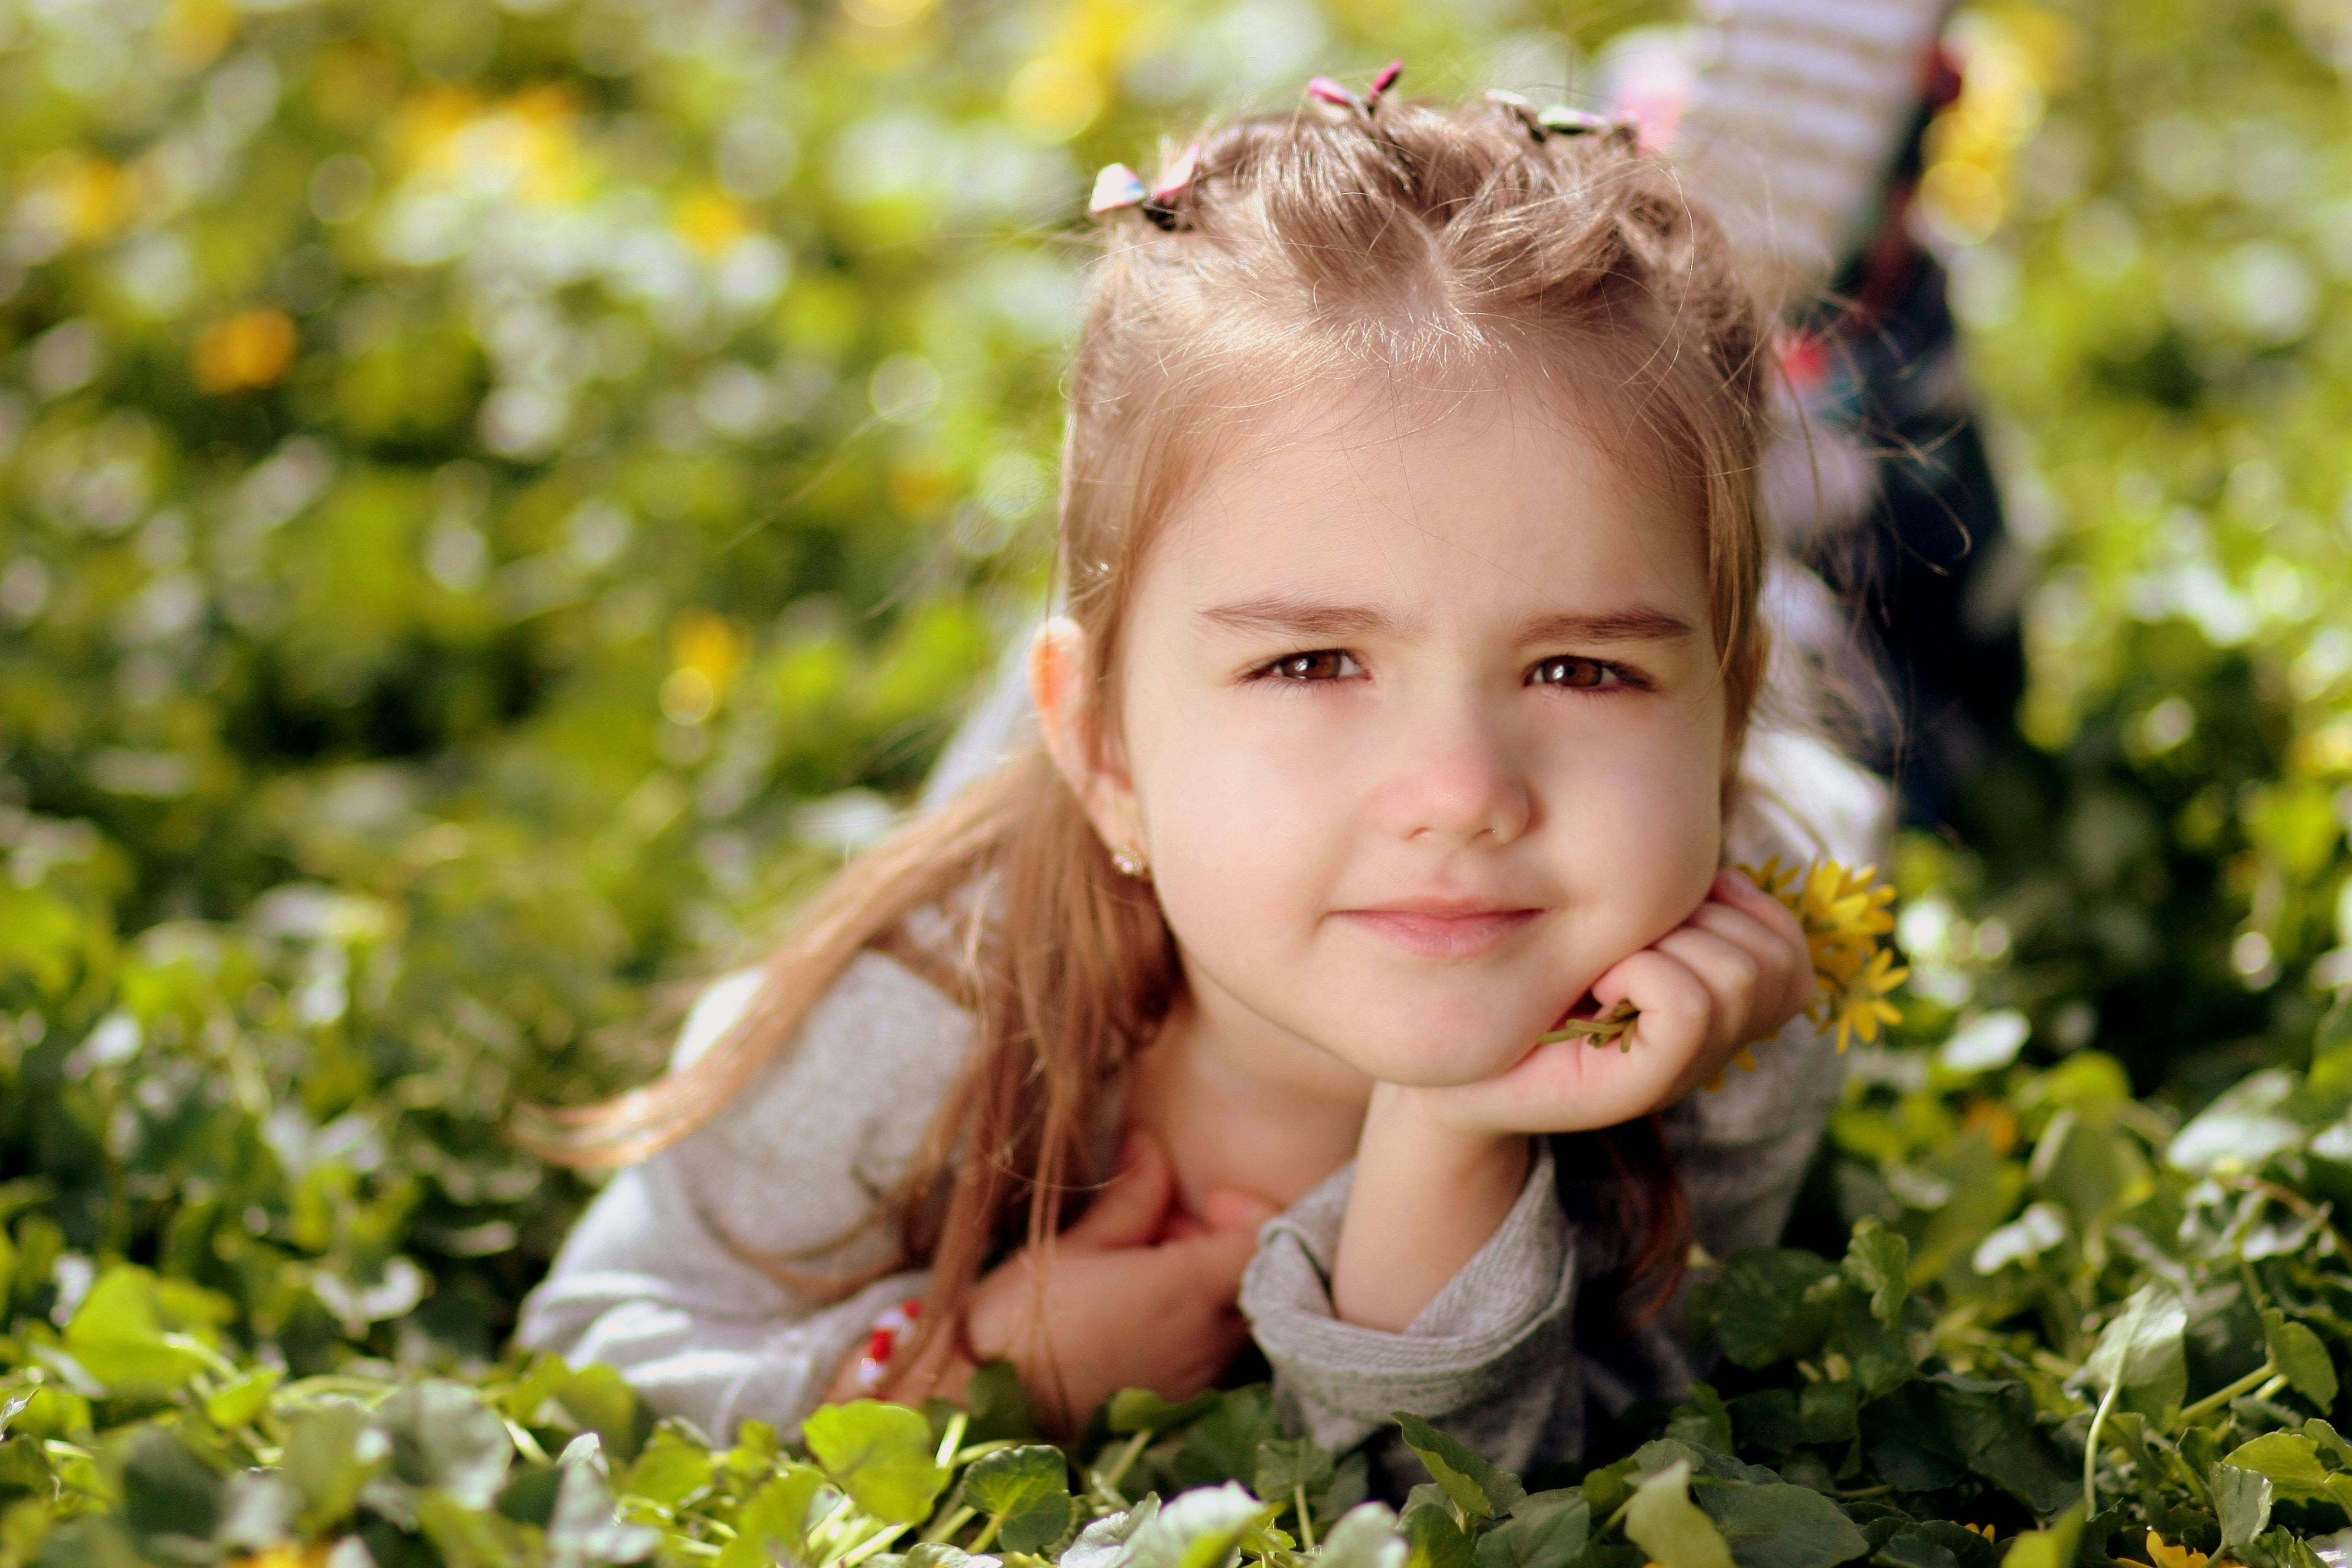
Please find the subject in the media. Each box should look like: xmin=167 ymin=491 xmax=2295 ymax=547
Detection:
xmin=1561 ymin=703 xmax=1725 ymax=939
xmin=1128 ymin=692 xmax=1336 ymax=918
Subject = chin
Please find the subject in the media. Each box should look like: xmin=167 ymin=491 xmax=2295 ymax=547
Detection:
xmin=1338 ymin=1028 xmax=1539 ymax=1089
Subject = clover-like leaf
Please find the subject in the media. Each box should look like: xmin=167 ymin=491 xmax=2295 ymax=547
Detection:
xmin=1471 ymin=1491 xmax=1588 ymax=1568
xmin=1322 ymin=1504 xmax=1408 ymax=1568
xmin=1393 ymin=1412 xmax=1524 ymax=1523
xmin=2262 ymin=1309 xmax=2339 ymax=1409
xmin=369 ymin=1379 xmax=514 ymax=1510
xmin=1106 ymin=1389 xmax=1221 ymax=1436
xmin=963 ymin=1444 xmax=1077 ymax=1555
xmin=1841 ymin=1221 xmax=1910 ymax=1329
xmin=804 ymin=1399 xmax=950 ymax=1525
xmin=1623 ymin=1461 xmax=1734 ymax=1568
xmin=1124 ymin=1482 xmax=1269 ymax=1568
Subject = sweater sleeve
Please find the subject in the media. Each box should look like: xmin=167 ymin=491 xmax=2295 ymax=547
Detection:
xmin=515 ymin=951 xmax=977 ymax=1443
xmin=1237 ymin=1137 xmax=1586 ymax=1485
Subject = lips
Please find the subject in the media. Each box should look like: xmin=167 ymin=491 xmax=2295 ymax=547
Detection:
xmin=1335 ymin=904 xmax=1544 ymax=959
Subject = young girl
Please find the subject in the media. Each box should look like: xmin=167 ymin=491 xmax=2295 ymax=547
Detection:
xmin=516 ymin=71 xmax=1889 ymax=1493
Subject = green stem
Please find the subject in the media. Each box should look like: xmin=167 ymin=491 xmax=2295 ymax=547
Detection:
xmin=1295 ymin=1482 xmax=1316 ymax=1551
xmin=1095 ymin=1429 xmax=1152 ymax=1502
xmin=968 ymin=1515 xmax=1004 ymax=1555
xmin=2084 ymin=1371 xmax=2122 ymax=1518
xmin=2179 ymin=1360 xmax=2275 ymax=1427
xmin=838 ymin=1524 xmax=913 ymax=1567
xmin=923 ymin=1506 xmax=978 ymax=1547
xmin=935 ymin=1411 xmax=969 ymax=1470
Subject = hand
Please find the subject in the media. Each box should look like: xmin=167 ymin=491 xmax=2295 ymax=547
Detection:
xmin=951 ymin=1130 xmax=1278 ymax=1438
xmin=1408 ymin=868 xmax=1815 ymax=1136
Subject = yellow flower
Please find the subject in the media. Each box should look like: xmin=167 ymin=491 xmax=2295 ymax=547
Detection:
xmin=1967 ymin=1523 xmax=1996 ymax=1543
xmin=1737 ymin=858 xmax=1907 ymax=1053
xmin=193 ymin=310 xmax=298 ymax=394
xmin=2147 ymin=1531 xmax=2208 ymax=1568
xmin=1545 ymin=859 xmax=1907 ymax=1063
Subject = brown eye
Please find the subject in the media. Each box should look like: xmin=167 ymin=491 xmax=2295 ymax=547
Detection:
xmin=1533 ymin=656 xmax=1618 ymax=689
xmin=1267 ymin=650 xmax=1358 ymax=681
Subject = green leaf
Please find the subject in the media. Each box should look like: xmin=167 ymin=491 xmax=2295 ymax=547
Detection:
xmin=61 ymin=1266 xmax=213 ymax=1393
xmin=1125 ymin=1482 xmax=1269 ymax=1568
xmin=1665 ymin=1387 xmax=1734 ymax=1456
xmin=2223 ymin=1433 xmax=2332 ymax=1501
xmin=1472 ymin=1491 xmax=1589 ymax=1568
xmin=1995 ymin=1510 xmax=2082 ymax=1568
xmin=2082 ymin=1284 xmax=2188 ymax=1420
xmin=1255 ymin=1438 xmax=1336 ymax=1518
xmin=1322 ymin=1504 xmax=1409 ymax=1568
xmin=966 ymin=1359 xmax=1041 ymax=1442
xmin=1873 ymin=1523 xmax=2001 ymax=1568
xmin=717 ymin=1464 xmax=829 ymax=1568
xmin=1692 ymin=1482 xmax=1869 ymax=1568
xmin=2167 ymin=1070 xmax=2307 ymax=1175
xmin=803 ymin=1399 xmax=950 ymax=1525
xmin=2261 ymin=1310 xmax=2339 ymax=1409
xmin=962 ymin=1444 xmax=1077 ymax=1555
xmin=282 ymin=1399 xmax=388 ymax=1536
xmin=618 ymin=1425 xmax=715 ymax=1510
xmin=1106 ymin=1389 xmax=1221 ymax=1436
xmin=1842 ymin=1222 xmax=1910 ymax=1329
xmin=370 ymin=1379 xmax=515 ymax=1510
xmin=118 ymin=1431 xmax=226 ymax=1553
xmin=1065 ymin=1497 xmax=1161 ymax=1568
xmin=546 ymin=1452 xmax=663 ymax=1566
xmin=1624 ymin=1462 xmax=1735 ymax=1568
xmin=1402 ymin=1498 xmax=1476 ymax=1568
xmin=1708 ymin=1251 xmax=1841 ymax=1369
xmin=203 ymin=1368 xmax=282 ymax=1430
xmin=2213 ymin=1464 xmax=2273 ymax=1552
xmin=1393 ymin=1412 xmax=1526 ymax=1523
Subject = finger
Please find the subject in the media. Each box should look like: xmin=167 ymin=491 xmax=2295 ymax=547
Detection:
xmin=1713 ymin=869 xmax=1809 ymax=952
xmin=1654 ymin=925 xmax=1763 ymax=1055
xmin=1591 ymin=947 xmax=1711 ymax=1042
xmin=1199 ymin=1185 xmax=1282 ymax=1232
xmin=1687 ymin=900 xmax=1814 ymax=1023
xmin=1159 ymin=1219 xmax=1265 ymax=1294
xmin=1065 ymin=1129 xmax=1177 ymax=1251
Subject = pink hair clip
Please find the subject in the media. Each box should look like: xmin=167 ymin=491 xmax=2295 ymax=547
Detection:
xmin=1087 ymin=138 xmax=1205 ymax=230
xmin=1308 ymin=59 xmax=1403 ymax=119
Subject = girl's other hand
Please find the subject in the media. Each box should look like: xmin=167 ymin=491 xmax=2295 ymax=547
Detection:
xmin=1413 ymin=868 xmax=1815 ymax=1136
xmin=954 ymin=1129 xmax=1279 ymax=1436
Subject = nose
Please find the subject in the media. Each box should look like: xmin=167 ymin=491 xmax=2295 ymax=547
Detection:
xmin=1374 ymin=696 xmax=1534 ymax=848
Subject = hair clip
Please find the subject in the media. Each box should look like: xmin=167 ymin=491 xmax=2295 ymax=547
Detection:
xmin=1087 ymin=138 xmax=1205 ymax=230
xmin=1488 ymin=90 xmax=1640 ymax=146
xmin=1308 ymin=59 xmax=1403 ymax=121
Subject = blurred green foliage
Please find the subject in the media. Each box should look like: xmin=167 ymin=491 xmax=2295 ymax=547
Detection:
xmin=5 ymin=0 xmax=2352 ymax=1559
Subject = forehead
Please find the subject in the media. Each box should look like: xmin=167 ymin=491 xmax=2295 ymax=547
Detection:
xmin=1139 ymin=375 xmax=1709 ymax=624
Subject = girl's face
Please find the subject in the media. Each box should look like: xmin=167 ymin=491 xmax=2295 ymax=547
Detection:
xmin=1065 ymin=377 xmax=1730 ymax=1091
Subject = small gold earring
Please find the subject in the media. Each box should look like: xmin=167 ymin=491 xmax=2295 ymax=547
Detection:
xmin=1110 ymin=841 xmax=1150 ymax=879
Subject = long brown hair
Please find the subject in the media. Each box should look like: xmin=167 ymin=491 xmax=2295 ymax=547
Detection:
xmin=518 ymin=85 xmax=1774 ymax=1390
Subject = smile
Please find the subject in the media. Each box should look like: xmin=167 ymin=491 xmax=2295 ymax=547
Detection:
xmin=1335 ymin=908 xmax=1544 ymax=960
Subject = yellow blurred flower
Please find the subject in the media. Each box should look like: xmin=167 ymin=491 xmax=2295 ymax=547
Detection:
xmin=392 ymin=84 xmax=586 ymax=204
xmin=193 ymin=310 xmax=299 ymax=394
xmin=228 ymin=1543 xmax=330 ymax=1568
xmin=663 ymin=612 xmax=748 ymax=725
xmin=1006 ymin=55 xmax=1103 ymax=143
xmin=26 ymin=153 xmax=130 ymax=248
xmin=674 ymin=190 xmax=751 ymax=257
xmin=2147 ymin=1531 xmax=2208 ymax=1568
xmin=159 ymin=0 xmax=237 ymax=70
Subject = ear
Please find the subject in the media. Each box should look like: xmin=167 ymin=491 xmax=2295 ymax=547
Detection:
xmin=1028 ymin=616 xmax=1146 ymax=858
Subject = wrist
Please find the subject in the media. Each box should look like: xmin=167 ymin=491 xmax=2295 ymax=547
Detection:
xmin=1364 ymin=1080 xmax=1529 ymax=1173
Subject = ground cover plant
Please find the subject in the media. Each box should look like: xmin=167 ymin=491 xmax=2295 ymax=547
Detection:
xmin=6 ymin=0 xmax=2352 ymax=1565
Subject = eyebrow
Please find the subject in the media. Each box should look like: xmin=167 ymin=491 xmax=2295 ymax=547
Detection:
xmin=1196 ymin=595 xmax=1697 ymax=645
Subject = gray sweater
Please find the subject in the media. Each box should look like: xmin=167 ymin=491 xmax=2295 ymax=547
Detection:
xmin=515 ymin=725 xmax=1885 ymax=1487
